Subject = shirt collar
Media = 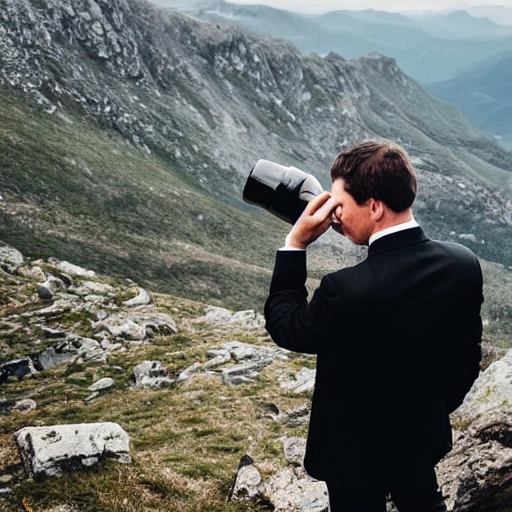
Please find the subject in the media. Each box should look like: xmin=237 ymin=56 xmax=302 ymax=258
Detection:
xmin=369 ymin=217 xmax=419 ymax=246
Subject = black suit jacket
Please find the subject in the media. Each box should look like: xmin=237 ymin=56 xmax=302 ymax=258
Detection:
xmin=264 ymin=227 xmax=483 ymax=483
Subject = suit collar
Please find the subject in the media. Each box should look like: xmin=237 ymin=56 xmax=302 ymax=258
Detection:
xmin=368 ymin=226 xmax=429 ymax=256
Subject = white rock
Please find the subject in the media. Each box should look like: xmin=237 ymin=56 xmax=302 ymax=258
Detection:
xmin=88 ymin=377 xmax=115 ymax=392
xmin=0 ymin=243 xmax=24 ymax=273
xmin=55 ymin=261 xmax=96 ymax=278
xmin=279 ymin=367 xmax=316 ymax=394
xmin=12 ymin=399 xmax=37 ymax=412
xmin=122 ymin=287 xmax=152 ymax=306
xmin=15 ymin=423 xmax=131 ymax=478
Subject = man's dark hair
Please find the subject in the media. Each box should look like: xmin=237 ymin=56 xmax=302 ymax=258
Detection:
xmin=330 ymin=140 xmax=417 ymax=212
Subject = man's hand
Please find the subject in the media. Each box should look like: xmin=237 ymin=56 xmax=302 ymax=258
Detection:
xmin=285 ymin=191 xmax=336 ymax=249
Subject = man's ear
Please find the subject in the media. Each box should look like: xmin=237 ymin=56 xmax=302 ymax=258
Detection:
xmin=369 ymin=199 xmax=385 ymax=221
xmin=332 ymin=205 xmax=343 ymax=224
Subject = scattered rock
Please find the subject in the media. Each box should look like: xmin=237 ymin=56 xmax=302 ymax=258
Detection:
xmin=229 ymin=444 xmax=328 ymax=512
xmin=0 ymin=358 xmax=38 ymax=383
xmin=17 ymin=265 xmax=46 ymax=280
xmin=177 ymin=341 xmax=288 ymax=385
xmin=88 ymin=377 xmax=115 ymax=392
xmin=264 ymin=466 xmax=328 ymax=512
xmin=196 ymin=305 xmax=265 ymax=330
xmin=282 ymin=437 xmax=306 ymax=466
xmin=231 ymin=458 xmax=262 ymax=501
xmin=53 ymin=260 xmax=96 ymax=278
xmin=122 ymin=287 xmax=153 ymax=306
xmin=71 ymin=281 xmax=115 ymax=297
xmin=282 ymin=403 xmax=311 ymax=428
xmin=0 ymin=243 xmax=24 ymax=273
xmin=279 ymin=367 xmax=316 ymax=394
xmin=36 ymin=336 xmax=106 ymax=370
xmin=131 ymin=361 xmax=174 ymax=389
xmin=12 ymin=398 xmax=37 ymax=412
xmin=38 ymin=274 xmax=67 ymax=300
xmin=94 ymin=310 xmax=177 ymax=341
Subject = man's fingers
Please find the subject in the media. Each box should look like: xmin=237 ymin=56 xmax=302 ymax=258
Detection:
xmin=317 ymin=196 xmax=337 ymax=218
xmin=305 ymin=191 xmax=333 ymax=216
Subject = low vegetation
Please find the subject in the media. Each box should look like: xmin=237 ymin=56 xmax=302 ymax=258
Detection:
xmin=0 ymin=271 xmax=315 ymax=511
xmin=0 ymin=86 xmax=289 ymax=312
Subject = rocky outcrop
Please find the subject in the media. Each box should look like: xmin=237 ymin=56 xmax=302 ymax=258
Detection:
xmin=177 ymin=340 xmax=289 ymax=385
xmin=0 ymin=243 xmax=178 ymax=379
xmin=436 ymin=349 xmax=512 ymax=512
xmin=195 ymin=305 xmax=265 ymax=330
xmin=131 ymin=360 xmax=174 ymax=389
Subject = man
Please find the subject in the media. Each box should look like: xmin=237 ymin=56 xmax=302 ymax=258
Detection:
xmin=264 ymin=140 xmax=483 ymax=512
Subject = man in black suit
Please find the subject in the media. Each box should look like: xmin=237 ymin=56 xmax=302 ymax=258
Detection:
xmin=264 ymin=140 xmax=483 ymax=512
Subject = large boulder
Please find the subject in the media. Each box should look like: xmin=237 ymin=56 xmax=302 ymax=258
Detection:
xmin=438 ymin=411 xmax=512 ymax=512
xmin=436 ymin=348 xmax=512 ymax=511
xmin=15 ymin=423 xmax=131 ymax=478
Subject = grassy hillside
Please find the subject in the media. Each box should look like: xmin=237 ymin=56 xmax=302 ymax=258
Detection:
xmin=0 ymin=87 xmax=291 ymax=311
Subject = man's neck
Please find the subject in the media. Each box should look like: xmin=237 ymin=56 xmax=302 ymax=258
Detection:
xmin=369 ymin=213 xmax=418 ymax=246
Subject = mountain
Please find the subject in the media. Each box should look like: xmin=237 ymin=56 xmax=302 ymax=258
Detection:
xmin=156 ymin=1 xmax=512 ymax=83
xmin=467 ymin=5 xmax=512 ymax=26
xmin=155 ymin=2 xmax=512 ymax=162
xmin=407 ymin=10 xmax=512 ymax=39
xmin=427 ymin=54 xmax=512 ymax=150
xmin=1 ymin=0 xmax=512 ymax=317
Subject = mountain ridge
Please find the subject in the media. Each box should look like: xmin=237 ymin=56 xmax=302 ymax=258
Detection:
xmin=163 ymin=1 xmax=512 ymax=148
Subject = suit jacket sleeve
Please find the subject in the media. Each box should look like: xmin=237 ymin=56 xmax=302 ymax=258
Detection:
xmin=443 ymin=253 xmax=484 ymax=413
xmin=264 ymin=250 xmax=341 ymax=354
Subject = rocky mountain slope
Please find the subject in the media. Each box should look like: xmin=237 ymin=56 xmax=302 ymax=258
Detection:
xmin=161 ymin=1 xmax=512 ymax=149
xmin=0 ymin=0 xmax=512 ymax=311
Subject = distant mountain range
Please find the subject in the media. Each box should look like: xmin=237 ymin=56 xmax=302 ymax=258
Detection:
xmin=426 ymin=54 xmax=512 ymax=150
xmin=154 ymin=1 xmax=512 ymax=148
